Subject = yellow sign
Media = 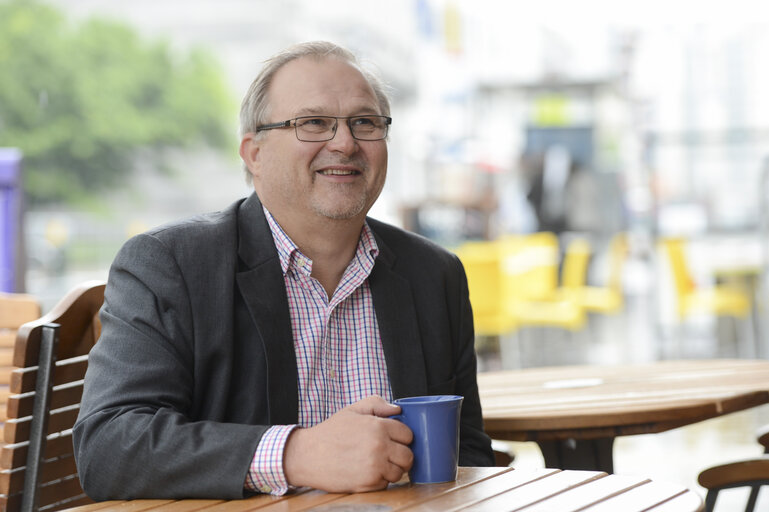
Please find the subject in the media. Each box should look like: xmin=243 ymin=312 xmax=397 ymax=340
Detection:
xmin=533 ymin=95 xmax=570 ymax=126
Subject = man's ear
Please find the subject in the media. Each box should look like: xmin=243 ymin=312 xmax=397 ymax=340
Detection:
xmin=239 ymin=134 xmax=261 ymax=178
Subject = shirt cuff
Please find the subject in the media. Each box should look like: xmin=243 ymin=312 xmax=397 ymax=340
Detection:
xmin=245 ymin=424 xmax=297 ymax=495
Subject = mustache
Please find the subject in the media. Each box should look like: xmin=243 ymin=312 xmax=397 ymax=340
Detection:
xmin=312 ymin=158 xmax=368 ymax=171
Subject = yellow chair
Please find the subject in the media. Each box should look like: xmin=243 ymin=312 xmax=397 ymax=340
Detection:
xmin=559 ymin=234 xmax=626 ymax=315
xmin=660 ymin=237 xmax=753 ymax=357
xmin=662 ymin=237 xmax=750 ymax=320
xmin=500 ymin=233 xmax=585 ymax=331
xmin=456 ymin=240 xmax=518 ymax=336
xmin=456 ymin=233 xmax=586 ymax=336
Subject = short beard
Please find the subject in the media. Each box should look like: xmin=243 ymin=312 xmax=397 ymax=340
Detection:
xmin=311 ymin=190 xmax=369 ymax=220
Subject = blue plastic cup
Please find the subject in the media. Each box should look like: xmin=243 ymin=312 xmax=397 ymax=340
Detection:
xmin=391 ymin=395 xmax=463 ymax=484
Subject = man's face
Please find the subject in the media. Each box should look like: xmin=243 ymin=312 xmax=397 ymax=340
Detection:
xmin=242 ymin=56 xmax=388 ymax=226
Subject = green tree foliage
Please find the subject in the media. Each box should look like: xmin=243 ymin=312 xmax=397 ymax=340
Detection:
xmin=0 ymin=0 xmax=235 ymax=204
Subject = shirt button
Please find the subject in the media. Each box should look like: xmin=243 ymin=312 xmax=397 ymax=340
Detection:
xmin=260 ymin=485 xmax=272 ymax=493
xmin=329 ymin=369 xmax=336 ymax=379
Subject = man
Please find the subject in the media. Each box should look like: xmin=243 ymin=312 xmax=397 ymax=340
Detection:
xmin=73 ymin=41 xmax=494 ymax=501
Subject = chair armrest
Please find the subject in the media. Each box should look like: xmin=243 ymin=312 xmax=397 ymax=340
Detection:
xmin=756 ymin=424 xmax=769 ymax=452
xmin=698 ymin=455 xmax=769 ymax=490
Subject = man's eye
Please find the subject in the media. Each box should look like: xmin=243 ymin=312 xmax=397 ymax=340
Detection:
xmin=352 ymin=117 xmax=376 ymax=127
xmin=299 ymin=118 xmax=332 ymax=130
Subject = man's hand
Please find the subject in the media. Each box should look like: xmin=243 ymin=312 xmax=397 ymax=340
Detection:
xmin=283 ymin=395 xmax=414 ymax=493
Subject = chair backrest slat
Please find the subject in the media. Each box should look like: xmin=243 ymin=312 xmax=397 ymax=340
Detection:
xmin=0 ymin=295 xmax=40 ymax=330
xmin=1 ymin=453 xmax=79 ymax=495
xmin=39 ymin=475 xmax=87 ymax=509
xmin=6 ymin=381 xmax=84 ymax=420
xmin=0 ymin=349 xmax=13 ymax=367
xmin=9 ymin=356 xmax=89 ymax=395
xmin=4 ymin=401 xmax=82 ymax=445
xmin=1 ymin=432 xmax=74 ymax=471
xmin=0 ymin=333 xmax=15 ymax=349
xmin=0 ymin=294 xmax=41 ymax=415
xmin=0 ymin=281 xmax=105 ymax=512
xmin=4 ymin=474 xmax=88 ymax=512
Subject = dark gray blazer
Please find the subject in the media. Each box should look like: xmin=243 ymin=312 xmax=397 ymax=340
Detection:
xmin=73 ymin=193 xmax=494 ymax=500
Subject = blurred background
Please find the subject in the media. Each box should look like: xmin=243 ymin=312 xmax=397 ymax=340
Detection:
xmin=2 ymin=0 xmax=769 ymax=507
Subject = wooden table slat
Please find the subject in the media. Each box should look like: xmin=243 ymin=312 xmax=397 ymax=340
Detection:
xmin=397 ymin=467 xmax=565 ymax=512
xmin=146 ymin=499 xmax=227 ymax=511
xmin=457 ymin=470 xmax=607 ymax=512
xmin=203 ymin=488 xmax=339 ymax=511
xmin=322 ymin=466 xmax=510 ymax=510
xmin=55 ymin=501 xmax=116 ymax=512
xmin=646 ymin=491 xmax=707 ymax=511
xmin=85 ymin=500 xmax=177 ymax=511
xmin=522 ymin=473 xmax=651 ymax=512
xmin=579 ymin=481 xmax=691 ymax=512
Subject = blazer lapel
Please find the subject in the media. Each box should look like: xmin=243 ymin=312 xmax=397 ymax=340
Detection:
xmin=235 ymin=194 xmax=298 ymax=424
xmin=369 ymin=229 xmax=428 ymax=399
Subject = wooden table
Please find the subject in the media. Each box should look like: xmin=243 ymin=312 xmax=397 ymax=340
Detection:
xmin=64 ymin=466 xmax=703 ymax=511
xmin=478 ymin=358 xmax=769 ymax=473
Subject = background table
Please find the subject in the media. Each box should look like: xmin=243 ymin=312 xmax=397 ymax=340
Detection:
xmin=478 ymin=359 xmax=769 ymax=472
xmin=65 ymin=467 xmax=702 ymax=511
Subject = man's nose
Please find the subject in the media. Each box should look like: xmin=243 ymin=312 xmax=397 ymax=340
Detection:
xmin=326 ymin=120 xmax=358 ymax=153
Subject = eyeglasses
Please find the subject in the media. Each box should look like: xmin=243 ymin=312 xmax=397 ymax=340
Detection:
xmin=255 ymin=115 xmax=392 ymax=142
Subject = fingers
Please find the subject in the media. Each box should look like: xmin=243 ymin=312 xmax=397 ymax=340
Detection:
xmin=387 ymin=438 xmax=414 ymax=474
xmin=348 ymin=395 xmax=401 ymax=418
xmin=385 ymin=417 xmax=413 ymax=445
xmin=382 ymin=461 xmax=409 ymax=484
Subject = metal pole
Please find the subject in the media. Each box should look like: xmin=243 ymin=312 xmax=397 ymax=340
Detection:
xmin=21 ymin=323 xmax=59 ymax=512
xmin=758 ymin=156 xmax=769 ymax=357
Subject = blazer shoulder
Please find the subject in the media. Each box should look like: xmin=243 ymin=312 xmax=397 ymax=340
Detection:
xmin=114 ymin=197 xmax=248 ymax=276
xmin=145 ymin=198 xmax=245 ymax=245
xmin=366 ymin=217 xmax=459 ymax=269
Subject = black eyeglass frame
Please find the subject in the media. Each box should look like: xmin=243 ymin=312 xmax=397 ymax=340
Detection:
xmin=255 ymin=115 xmax=392 ymax=142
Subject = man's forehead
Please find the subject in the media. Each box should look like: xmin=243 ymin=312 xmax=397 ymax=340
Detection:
xmin=268 ymin=56 xmax=379 ymax=114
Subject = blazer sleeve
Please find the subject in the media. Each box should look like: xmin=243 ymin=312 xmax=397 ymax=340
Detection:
xmin=73 ymin=233 xmax=266 ymax=500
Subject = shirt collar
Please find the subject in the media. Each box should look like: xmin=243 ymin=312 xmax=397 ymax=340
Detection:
xmin=262 ymin=206 xmax=379 ymax=277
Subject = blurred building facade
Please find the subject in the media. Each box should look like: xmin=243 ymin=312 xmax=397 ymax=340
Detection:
xmin=21 ymin=0 xmax=769 ymax=312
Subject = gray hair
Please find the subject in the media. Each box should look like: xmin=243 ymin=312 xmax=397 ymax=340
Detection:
xmin=239 ymin=41 xmax=391 ymax=184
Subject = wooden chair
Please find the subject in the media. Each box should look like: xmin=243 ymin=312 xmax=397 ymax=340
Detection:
xmin=0 ymin=293 xmax=41 ymax=423
xmin=0 ymin=280 xmax=105 ymax=512
xmin=697 ymin=425 xmax=769 ymax=512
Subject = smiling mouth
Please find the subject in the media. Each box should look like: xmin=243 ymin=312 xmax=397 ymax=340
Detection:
xmin=317 ymin=168 xmax=360 ymax=176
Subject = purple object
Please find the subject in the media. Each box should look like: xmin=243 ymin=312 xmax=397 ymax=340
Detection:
xmin=0 ymin=148 xmax=23 ymax=292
